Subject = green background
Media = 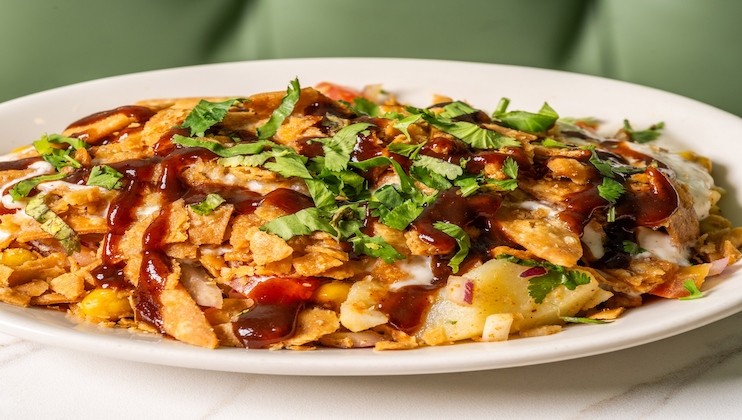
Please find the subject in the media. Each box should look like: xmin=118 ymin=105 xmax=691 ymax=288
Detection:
xmin=1 ymin=0 xmax=739 ymax=115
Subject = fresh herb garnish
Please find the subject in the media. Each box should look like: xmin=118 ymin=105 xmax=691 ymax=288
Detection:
xmin=348 ymin=231 xmax=404 ymax=264
xmin=86 ymin=165 xmax=124 ymax=190
xmin=561 ymin=316 xmax=612 ymax=324
xmin=498 ymin=255 xmax=591 ymax=303
xmin=680 ymin=280 xmax=704 ymax=300
xmin=492 ymin=98 xmax=559 ymax=133
xmin=33 ymin=134 xmax=87 ymax=170
xmin=189 ymin=193 xmax=226 ymax=216
xmin=622 ymin=240 xmax=646 ymax=256
xmin=8 ymin=173 xmax=66 ymax=201
xmin=181 ymin=98 xmax=240 ymax=137
xmin=411 ymin=155 xmax=463 ymax=181
xmin=597 ymin=177 xmax=625 ymax=203
xmin=623 ymin=120 xmax=665 ymax=144
xmin=256 ymin=78 xmax=301 ymax=139
xmin=25 ymin=194 xmax=80 ymax=255
xmin=259 ymin=207 xmax=337 ymax=240
xmin=318 ymin=122 xmax=374 ymax=172
xmin=433 ymin=222 xmax=471 ymax=273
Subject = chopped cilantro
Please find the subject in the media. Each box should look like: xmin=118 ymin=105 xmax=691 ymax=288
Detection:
xmin=346 ymin=97 xmax=380 ymax=117
xmin=257 ymin=78 xmax=301 ymax=139
xmin=412 ymin=155 xmax=463 ymax=180
xmin=680 ymin=280 xmax=704 ymax=300
xmin=561 ymin=316 xmax=612 ymax=324
xmin=305 ymin=178 xmax=337 ymax=208
xmin=410 ymin=165 xmax=452 ymax=190
xmin=173 ymin=135 xmax=276 ymax=157
xmin=597 ymin=177 xmax=625 ymax=203
xmin=392 ymin=114 xmax=423 ymax=142
xmin=541 ymin=138 xmax=567 ymax=148
xmin=318 ymin=122 xmax=374 ymax=172
xmin=86 ymin=165 xmax=124 ymax=190
xmin=454 ymin=176 xmax=481 ymax=197
xmin=189 ymin=193 xmax=226 ymax=216
xmin=436 ymin=120 xmax=519 ymax=150
xmin=492 ymin=99 xmax=559 ymax=133
xmin=502 ymin=157 xmax=518 ymax=179
xmin=348 ymin=232 xmax=404 ymax=263
xmin=497 ymin=255 xmax=591 ymax=303
xmin=25 ymin=194 xmax=80 ymax=255
xmin=33 ymin=134 xmax=86 ymax=170
xmin=8 ymin=173 xmax=66 ymax=201
xmin=259 ymin=207 xmax=337 ymax=240
xmin=623 ymin=119 xmax=665 ymax=144
xmin=439 ymin=101 xmax=478 ymax=119
xmin=388 ymin=142 xmax=424 ymax=159
xmin=622 ymin=240 xmax=645 ymax=256
xmin=181 ymin=98 xmax=240 ymax=137
xmin=433 ymin=222 xmax=471 ymax=273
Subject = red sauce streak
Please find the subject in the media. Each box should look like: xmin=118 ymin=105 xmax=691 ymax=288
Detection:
xmin=66 ymin=105 xmax=155 ymax=130
xmin=232 ymin=277 xmax=321 ymax=348
xmin=380 ymin=286 xmax=434 ymax=334
xmin=622 ymin=167 xmax=678 ymax=227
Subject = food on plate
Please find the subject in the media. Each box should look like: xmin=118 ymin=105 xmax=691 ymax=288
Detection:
xmin=0 ymin=79 xmax=739 ymax=350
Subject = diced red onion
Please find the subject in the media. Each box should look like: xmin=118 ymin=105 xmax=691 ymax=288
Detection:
xmin=520 ymin=266 xmax=547 ymax=278
xmin=447 ymin=276 xmax=475 ymax=305
xmin=708 ymin=257 xmax=730 ymax=276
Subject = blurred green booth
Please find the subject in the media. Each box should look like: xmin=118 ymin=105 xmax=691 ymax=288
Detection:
xmin=1 ymin=0 xmax=739 ymax=115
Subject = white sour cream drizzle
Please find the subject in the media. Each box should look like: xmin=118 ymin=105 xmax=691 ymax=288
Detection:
xmin=389 ymin=256 xmax=433 ymax=290
xmin=635 ymin=226 xmax=689 ymax=266
xmin=624 ymin=142 xmax=715 ymax=220
xmin=0 ymin=160 xmax=55 ymax=211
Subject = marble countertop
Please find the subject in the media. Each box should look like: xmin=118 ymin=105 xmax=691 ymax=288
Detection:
xmin=2 ymin=312 xmax=742 ymax=419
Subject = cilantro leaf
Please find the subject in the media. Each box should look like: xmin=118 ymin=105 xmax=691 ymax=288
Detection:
xmin=433 ymin=222 xmax=471 ymax=273
xmin=305 ymin=178 xmax=337 ymax=208
xmin=680 ymin=280 xmax=704 ymax=300
xmin=259 ymin=207 xmax=336 ymax=240
xmin=560 ymin=316 xmax=612 ymax=324
xmin=439 ymin=101 xmax=478 ymax=119
xmin=86 ymin=165 xmax=124 ymax=190
xmin=33 ymin=134 xmax=86 ymax=170
xmin=319 ymin=122 xmax=374 ymax=171
xmin=379 ymin=199 xmax=428 ymax=231
xmin=257 ymin=78 xmax=301 ymax=139
xmin=485 ymin=178 xmax=518 ymax=191
xmin=25 ymin=194 xmax=80 ymax=255
xmin=181 ymin=98 xmax=239 ymax=137
xmin=437 ymin=120 xmax=520 ymax=150
xmin=392 ymin=114 xmax=423 ymax=142
xmin=8 ymin=173 xmax=66 ymax=201
xmin=388 ymin=142 xmax=424 ymax=159
xmin=348 ymin=232 xmax=404 ymax=264
xmin=347 ymin=97 xmax=380 ymax=117
xmin=541 ymin=138 xmax=567 ymax=148
xmin=492 ymin=99 xmax=559 ymax=133
xmin=454 ymin=176 xmax=481 ymax=197
xmin=622 ymin=240 xmax=645 ymax=256
xmin=497 ymin=255 xmax=591 ymax=303
xmin=502 ymin=157 xmax=518 ymax=179
xmin=410 ymin=165 xmax=452 ymax=190
xmin=189 ymin=193 xmax=226 ymax=216
xmin=412 ymin=155 xmax=463 ymax=180
xmin=263 ymin=155 xmax=312 ymax=179
xmin=597 ymin=177 xmax=625 ymax=203
xmin=173 ymin=135 xmax=276 ymax=157
xmin=350 ymin=156 xmax=414 ymax=193
xmin=623 ymin=120 xmax=665 ymax=144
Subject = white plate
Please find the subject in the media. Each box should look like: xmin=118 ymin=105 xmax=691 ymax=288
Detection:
xmin=1 ymin=58 xmax=741 ymax=376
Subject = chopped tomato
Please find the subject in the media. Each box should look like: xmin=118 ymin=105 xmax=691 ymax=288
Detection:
xmin=315 ymin=82 xmax=361 ymax=102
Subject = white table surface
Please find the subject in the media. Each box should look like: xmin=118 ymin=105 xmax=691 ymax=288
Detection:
xmin=2 ymin=311 xmax=742 ymax=419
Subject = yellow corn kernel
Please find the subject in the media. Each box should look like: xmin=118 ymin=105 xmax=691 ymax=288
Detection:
xmin=313 ymin=281 xmax=351 ymax=309
xmin=0 ymin=248 xmax=36 ymax=267
xmin=78 ymin=288 xmax=132 ymax=321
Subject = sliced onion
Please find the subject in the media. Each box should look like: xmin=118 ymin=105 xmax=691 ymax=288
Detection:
xmin=181 ymin=264 xmax=224 ymax=308
xmin=708 ymin=257 xmax=730 ymax=276
xmin=520 ymin=266 xmax=547 ymax=278
xmin=446 ymin=275 xmax=475 ymax=305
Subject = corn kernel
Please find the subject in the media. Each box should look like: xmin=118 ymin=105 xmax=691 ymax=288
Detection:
xmin=313 ymin=281 xmax=351 ymax=309
xmin=78 ymin=288 xmax=132 ymax=321
xmin=0 ymin=248 xmax=36 ymax=267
